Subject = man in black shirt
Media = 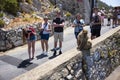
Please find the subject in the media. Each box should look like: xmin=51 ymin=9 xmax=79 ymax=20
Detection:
xmin=52 ymin=12 xmax=65 ymax=56
xmin=91 ymin=8 xmax=101 ymax=40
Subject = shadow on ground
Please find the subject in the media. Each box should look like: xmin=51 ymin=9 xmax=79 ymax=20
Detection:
xmin=36 ymin=53 xmax=48 ymax=60
xmin=17 ymin=59 xmax=33 ymax=68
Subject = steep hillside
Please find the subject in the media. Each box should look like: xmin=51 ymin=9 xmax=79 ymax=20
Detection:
xmin=0 ymin=0 xmax=111 ymax=29
xmin=98 ymin=0 xmax=111 ymax=11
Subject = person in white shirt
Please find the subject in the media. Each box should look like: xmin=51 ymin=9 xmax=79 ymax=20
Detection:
xmin=39 ymin=16 xmax=51 ymax=55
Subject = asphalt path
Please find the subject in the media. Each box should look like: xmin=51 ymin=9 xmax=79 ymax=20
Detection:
xmin=0 ymin=19 xmax=114 ymax=80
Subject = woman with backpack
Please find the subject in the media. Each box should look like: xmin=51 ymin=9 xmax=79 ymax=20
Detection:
xmin=22 ymin=25 xmax=36 ymax=60
xmin=72 ymin=13 xmax=85 ymax=44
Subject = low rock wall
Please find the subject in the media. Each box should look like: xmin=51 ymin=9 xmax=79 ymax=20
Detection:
xmin=0 ymin=21 xmax=70 ymax=51
xmin=0 ymin=23 xmax=41 ymax=51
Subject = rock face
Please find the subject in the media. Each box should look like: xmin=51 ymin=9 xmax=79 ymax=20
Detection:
xmin=19 ymin=2 xmax=36 ymax=13
xmin=39 ymin=30 xmax=120 ymax=80
xmin=19 ymin=0 xmax=41 ymax=13
xmin=50 ymin=0 xmax=91 ymax=24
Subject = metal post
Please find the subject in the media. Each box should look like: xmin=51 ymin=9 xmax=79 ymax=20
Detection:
xmin=90 ymin=0 xmax=94 ymax=22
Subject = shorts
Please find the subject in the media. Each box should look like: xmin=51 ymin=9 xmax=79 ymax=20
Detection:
xmin=54 ymin=32 xmax=63 ymax=42
xmin=74 ymin=32 xmax=79 ymax=39
xmin=41 ymin=34 xmax=49 ymax=40
xmin=28 ymin=35 xmax=36 ymax=41
xmin=91 ymin=27 xmax=101 ymax=37
xmin=108 ymin=18 xmax=110 ymax=21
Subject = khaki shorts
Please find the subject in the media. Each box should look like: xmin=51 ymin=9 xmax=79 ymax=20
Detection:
xmin=54 ymin=32 xmax=63 ymax=42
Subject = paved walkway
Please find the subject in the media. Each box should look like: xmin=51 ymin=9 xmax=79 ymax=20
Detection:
xmin=0 ymin=23 xmax=113 ymax=80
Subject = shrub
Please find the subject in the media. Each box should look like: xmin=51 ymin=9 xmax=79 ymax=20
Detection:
xmin=26 ymin=0 xmax=32 ymax=4
xmin=0 ymin=13 xmax=4 ymax=18
xmin=0 ymin=0 xmax=5 ymax=11
xmin=65 ymin=12 xmax=71 ymax=17
xmin=0 ymin=20 xmax=5 ymax=28
xmin=4 ymin=0 xmax=19 ymax=15
xmin=23 ymin=17 xmax=30 ymax=22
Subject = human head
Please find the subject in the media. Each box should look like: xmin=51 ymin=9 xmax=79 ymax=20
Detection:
xmin=43 ymin=16 xmax=49 ymax=22
xmin=76 ymin=13 xmax=82 ymax=20
xmin=93 ymin=7 xmax=98 ymax=15
xmin=56 ymin=11 xmax=61 ymax=18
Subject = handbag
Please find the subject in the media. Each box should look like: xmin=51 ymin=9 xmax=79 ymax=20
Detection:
xmin=39 ymin=29 xmax=43 ymax=35
xmin=39 ymin=23 xmax=48 ymax=35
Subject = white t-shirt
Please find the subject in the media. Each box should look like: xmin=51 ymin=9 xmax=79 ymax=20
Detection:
xmin=41 ymin=22 xmax=50 ymax=34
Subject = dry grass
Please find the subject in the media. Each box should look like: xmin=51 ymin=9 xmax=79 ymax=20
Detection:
xmin=4 ymin=14 xmax=43 ymax=30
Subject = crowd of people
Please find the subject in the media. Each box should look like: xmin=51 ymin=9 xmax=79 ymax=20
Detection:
xmin=22 ymin=7 xmax=120 ymax=60
xmin=96 ymin=7 xmax=120 ymax=28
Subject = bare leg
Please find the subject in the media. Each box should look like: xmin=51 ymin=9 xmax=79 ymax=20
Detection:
xmin=32 ymin=41 xmax=35 ymax=59
xmin=54 ymin=41 xmax=57 ymax=49
xmin=59 ymin=41 xmax=62 ymax=49
xmin=28 ymin=41 xmax=31 ymax=59
xmin=45 ymin=40 xmax=48 ymax=52
xmin=41 ymin=40 xmax=45 ymax=52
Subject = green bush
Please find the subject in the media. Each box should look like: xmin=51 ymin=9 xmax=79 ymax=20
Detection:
xmin=4 ymin=0 xmax=19 ymax=15
xmin=0 ymin=0 xmax=19 ymax=15
xmin=26 ymin=0 xmax=32 ymax=4
xmin=65 ymin=12 xmax=71 ymax=17
xmin=0 ymin=20 xmax=5 ymax=28
xmin=0 ymin=0 xmax=5 ymax=11
xmin=0 ymin=13 xmax=4 ymax=18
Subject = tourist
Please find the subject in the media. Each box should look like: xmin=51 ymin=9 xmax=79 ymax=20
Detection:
xmin=112 ymin=8 xmax=118 ymax=28
xmin=72 ymin=13 xmax=85 ymax=44
xmin=117 ymin=7 xmax=120 ymax=25
xmin=101 ymin=13 xmax=105 ymax=26
xmin=107 ymin=11 xmax=112 ymax=26
xmin=90 ymin=8 xmax=101 ymax=40
xmin=52 ymin=12 xmax=65 ymax=56
xmin=39 ymin=16 xmax=51 ymax=55
xmin=23 ymin=25 xmax=36 ymax=60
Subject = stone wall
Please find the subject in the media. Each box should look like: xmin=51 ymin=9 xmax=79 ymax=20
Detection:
xmin=0 ymin=23 xmax=41 ymax=51
xmin=0 ymin=21 xmax=70 ymax=51
xmin=39 ymin=30 xmax=120 ymax=80
xmin=13 ymin=27 xmax=120 ymax=80
xmin=40 ymin=31 xmax=120 ymax=80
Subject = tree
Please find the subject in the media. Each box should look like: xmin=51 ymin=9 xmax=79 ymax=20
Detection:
xmin=4 ymin=0 xmax=19 ymax=15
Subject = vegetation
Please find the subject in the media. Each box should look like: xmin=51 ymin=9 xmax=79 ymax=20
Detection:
xmin=65 ymin=12 xmax=72 ymax=18
xmin=0 ymin=13 xmax=4 ymax=18
xmin=26 ymin=0 xmax=33 ymax=4
xmin=0 ymin=0 xmax=19 ymax=15
xmin=0 ymin=20 xmax=5 ymax=28
xmin=98 ymin=0 xmax=111 ymax=11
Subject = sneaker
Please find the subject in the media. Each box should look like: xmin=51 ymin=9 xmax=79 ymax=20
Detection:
xmin=53 ymin=50 xmax=57 ymax=56
xmin=59 ymin=50 xmax=62 ymax=55
xmin=44 ymin=52 xmax=48 ymax=56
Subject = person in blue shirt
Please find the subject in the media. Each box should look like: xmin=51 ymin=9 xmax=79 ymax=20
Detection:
xmin=72 ymin=13 xmax=85 ymax=43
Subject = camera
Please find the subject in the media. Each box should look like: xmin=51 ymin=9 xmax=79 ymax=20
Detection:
xmin=27 ymin=30 xmax=32 ymax=33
